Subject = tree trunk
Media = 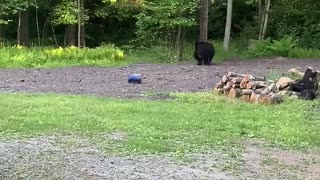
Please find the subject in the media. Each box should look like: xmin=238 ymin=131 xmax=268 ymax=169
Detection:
xmin=258 ymin=0 xmax=265 ymax=41
xmin=17 ymin=10 xmax=29 ymax=46
xmin=261 ymin=0 xmax=271 ymax=40
xmin=0 ymin=15 xmax=2 ymax=41
xmin=64 ymin=24 xmax=76 ymax=46
xmin=223 ymin=0 xmax=233 ymax=51
xmin=175 ymin=26 xmax=185 ymax=61
xmin=77 ymin=0 xmax=81 ymax=48
xmin=258 ymin=0 xmax=263 ymax=26
xmin=35 ymin=0 xmax=41 ymax=46
xmin=80 ymin=0 xmax=86 ymax=47
xmin=199 ymin=0 xmax=208 ymax=42
xmin=0 ymin=23 xmax=2 ymax=41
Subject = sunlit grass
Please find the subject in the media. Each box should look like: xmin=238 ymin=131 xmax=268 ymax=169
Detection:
xmin=0 ymin=92 xmax=319 ymax=153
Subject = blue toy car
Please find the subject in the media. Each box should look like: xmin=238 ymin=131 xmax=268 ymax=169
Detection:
xmin=128 ymin=74 xmax=142 ymax=84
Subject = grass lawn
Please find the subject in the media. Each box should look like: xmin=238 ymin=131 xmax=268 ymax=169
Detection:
xmin=0 ymin=92 xmax=319 ymax=153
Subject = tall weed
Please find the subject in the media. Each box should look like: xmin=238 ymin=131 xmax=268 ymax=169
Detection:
xmin=249 ymin=36 xmax=299 ymax=57
xmin=289 ymin=47 xmax=320 ymax=58
xmin=0 ymin=44 xmax=125 ymax=68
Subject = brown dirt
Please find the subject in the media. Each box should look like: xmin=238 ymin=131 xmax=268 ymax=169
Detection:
xmin=0 ymin=57 xmax=319 ymax=99
xmin=1 ymin=136 xmax=319 ymax=180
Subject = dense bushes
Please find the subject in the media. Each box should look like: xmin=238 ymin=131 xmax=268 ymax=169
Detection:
xmin=0 ymin=44 xmax=125 ymax=68
xmin=248 ymin=36 xmax=320 ymax=58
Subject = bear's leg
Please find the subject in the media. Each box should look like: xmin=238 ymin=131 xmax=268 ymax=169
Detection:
xmin=204 ymin=56 xmax=212 ymax=65
xmin=196 ymin=55 xmax=203 ymax=65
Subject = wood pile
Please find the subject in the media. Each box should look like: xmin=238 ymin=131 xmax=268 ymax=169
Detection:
xmin=213 ymin=67 xmax=319 ymax=105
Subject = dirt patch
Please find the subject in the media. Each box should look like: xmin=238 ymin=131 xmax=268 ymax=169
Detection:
xmin=0 ymin=57 xmax=319 ymax=99
xmin=0 ymin=135 xmax=232 ymax=180
xmin=240 ymin=140 xmax=320 ymax=180
xmin=1 ymin=136 xmax=319 ymax=180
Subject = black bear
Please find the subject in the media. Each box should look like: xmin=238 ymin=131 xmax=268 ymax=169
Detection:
xmin=291 ymin=67 xmax=319 ymax=100
xmin=193 ymin=41 xmax=215 ymax=65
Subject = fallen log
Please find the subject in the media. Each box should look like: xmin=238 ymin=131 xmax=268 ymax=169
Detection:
xmin=249 ymin=92 xmax=258 ymax=103
xmin=215 ymin=81 xmax=224 ymax=89
xmin=232 ymin=84 xmax=240 ymax=88
xmin=242 ymin=89 xmax=253 ymax=95
xmin=223 ymin=82 xmax=233 ymax=91
xmin=244 ymin=74 xmax=266 ymax=81
xmin=228 ymin=88 xmax=242 ymax=98
xmin=254 ymin=89 xmax=264 ymax=94
xmin=276 ymin=77 xmax=294 ymax=90
xmin=260 ymin=93 xmax=283 ymax=105
xmin=228 ymin=88 xmax=254 ymax=98
xmin=240 ymin=79 xmax=249 ymax=89
xmin=227 ymin=72 xmax=246 ymax=78
xmin=231 ymin=77 xmax=243 ymax=84
xmin=261 ymin=83 xmax=277 ymax=95
xmin=222 ymin=75 xmax=232 ymax=83
xmin=246 ymin=81 xmax=266 ymax=89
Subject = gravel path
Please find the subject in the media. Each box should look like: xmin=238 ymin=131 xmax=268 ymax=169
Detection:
xmin=1 ymin=136 xmax=319 ymax=180
xmin=0 ymin=57 xmax=319 ymax=99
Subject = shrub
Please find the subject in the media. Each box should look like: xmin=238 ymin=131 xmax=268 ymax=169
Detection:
xmin=248 ymin=36 xmax=298 ymax=57
xmin=288 ymin=47 xmax=320 ymax=58
xmin=266 ymin=36 xmax=298 ymax=57
xmin=0 ymin=44 xmax=125 ymax=68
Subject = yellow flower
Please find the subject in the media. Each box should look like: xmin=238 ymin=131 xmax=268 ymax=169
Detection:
xmin=114 ymin=50 xmax=124 ymax=60
xmin=14 ymin=44 xmax=24 ymax=49
xmin=68 ymin=45 xmax=77 ymax=50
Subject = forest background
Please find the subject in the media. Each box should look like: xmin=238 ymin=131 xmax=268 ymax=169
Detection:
xmin=0 ymin=0 xmax=319 ymax=67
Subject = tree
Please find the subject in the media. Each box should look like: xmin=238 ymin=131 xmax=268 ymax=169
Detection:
xmin=0 ymin=0 xmax=30 ymax=44
xmin=134 ymin=0 xmax=198 ymax=60
xmin=199 ymin=0 xmax=208 ymax=42
xmin=77 ymin=0 xmax=81 ymax=47
xmin=17 ymin=9 xmax=30 ymax=46
xmin=259 ymin=0 xmax=270 ymax=41
xmin=223 ymin=0 xmax=233 ymax=51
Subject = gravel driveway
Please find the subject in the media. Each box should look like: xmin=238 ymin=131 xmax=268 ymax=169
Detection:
xmin=0 ymin=57 xmax=319 ymax=99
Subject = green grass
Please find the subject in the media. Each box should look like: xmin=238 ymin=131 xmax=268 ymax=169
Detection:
xmin=1 ymin=39 xmax=319 ymax=69
xmin=0 ymin=92 xmax=319 ymax=153
xmin=289 ymin=47 xmax=320 ymax=58
xmin=0 ymin=44 xmax=128 ymax=68
xmin=0 ymin=40 xmax=252 ymax=68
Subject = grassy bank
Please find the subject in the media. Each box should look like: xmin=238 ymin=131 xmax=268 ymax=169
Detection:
xmin=1 ymin=38 xmax=319 ymax=69
xmin=0 ymin=92 xmax=319 ymax=153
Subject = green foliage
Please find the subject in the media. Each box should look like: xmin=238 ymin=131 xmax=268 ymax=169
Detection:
xmin=134 ymin=0 xmax=198 ymax=46
xmin=0 ymin=44 xmax=126 ymax=68
xmin=248 ymin=38 xmax=271 ymax=57
xmin=288 ymin=47 xmax=320 ymax=58
xmin=0 ymin=93 xmax=319 ymax=153
xmin=270 ymin=0 xmax=320 ymax=48
xmin=127 ymin=45 xmax=177 ymax=63
xmin=52 ymin=0 xmax=89 ymax=25
xmin=266 ymin=36 xmax=298 ymax=57
xmin=0 ymin=0 xmax=30 ymax=24
xmin=249 ymin=36 xmax=298 ymax=57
